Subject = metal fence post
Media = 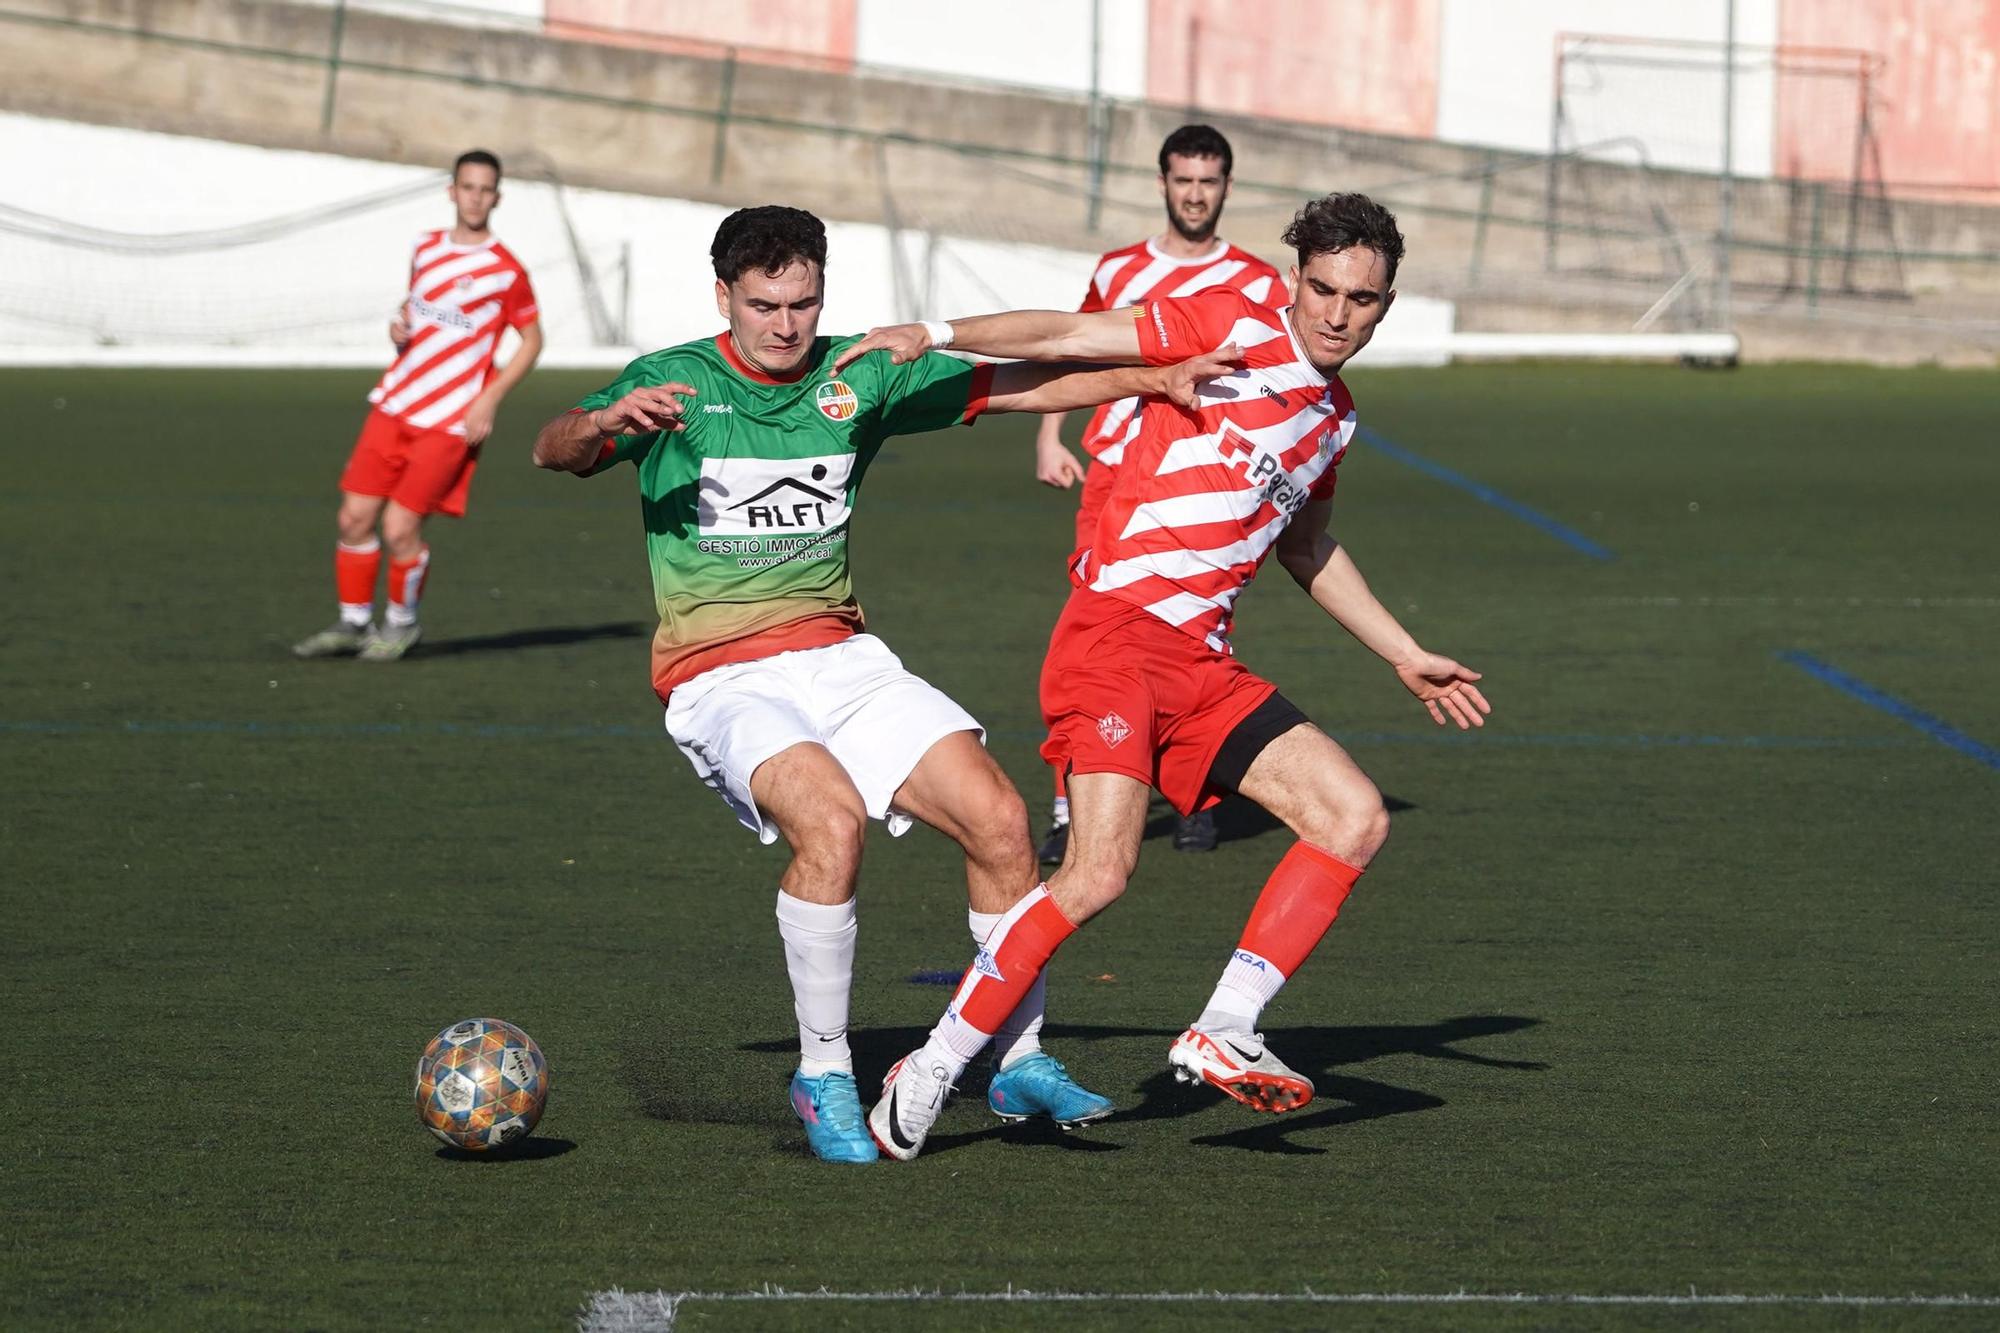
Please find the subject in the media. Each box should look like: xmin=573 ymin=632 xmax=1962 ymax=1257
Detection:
xmin=1468 ymin=151 xmax=1497 ymax=287
xmin=1801 ymin=181 xmax=1823 ymax=315
xmin=1716 ymin=0 xmax=1736 ymax=331
xmin=1544 ymin=37 xmax=1565 ymax=273
xmin=1085 ymin=0 xmax=1106 ymax=232
xmin=319 ymin=0 xmax=347 ymax=135
xmin=709 ymin=50 xmax=737 ymax=185
xmin=619 ymin=240 xmax=633 ymax=344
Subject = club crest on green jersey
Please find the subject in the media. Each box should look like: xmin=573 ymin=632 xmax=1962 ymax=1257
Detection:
xmin=815 ymin=378 xmax=859 ymax=421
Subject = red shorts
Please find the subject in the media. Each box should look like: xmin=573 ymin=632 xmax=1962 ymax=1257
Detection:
xmin=339 ymin=409 xmax=479 ymax=517
xmin=1072 ymin=453 xmax=1117 ymax=553
xmin=1039 ymin=588 xmax=1275 ymax=816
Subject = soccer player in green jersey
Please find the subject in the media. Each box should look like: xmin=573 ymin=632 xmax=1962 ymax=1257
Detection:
xmin=532 ymin=207 xmax=1236 ymax=1163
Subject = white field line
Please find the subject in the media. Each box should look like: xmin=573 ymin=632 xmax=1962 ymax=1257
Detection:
xmin=579 ymin=1285 xmax=2000 ymax=1332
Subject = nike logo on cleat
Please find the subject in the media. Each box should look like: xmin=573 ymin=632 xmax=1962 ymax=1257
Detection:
xmin=884 ymin=1087 xmax=920 ymax=1154
xmin=1217 ymin=1036 xmax=1264 ymax=1065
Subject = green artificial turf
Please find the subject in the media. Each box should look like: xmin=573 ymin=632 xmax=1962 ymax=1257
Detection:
xmin=3 ymin=363 xmax=1996 ymax=1330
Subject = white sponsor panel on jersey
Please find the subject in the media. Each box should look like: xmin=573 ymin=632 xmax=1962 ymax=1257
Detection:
xmin=696 ymin=453 xmax=855 ymax=536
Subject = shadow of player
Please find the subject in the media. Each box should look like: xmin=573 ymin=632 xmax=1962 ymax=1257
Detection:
xmin=418 ymin=620 xmax=648 ymax=657
xmin=723 ymin=1014 xmax=1542 ymax=1159
xmin=1131 ymin=1013 xmax=1547 ymax=1155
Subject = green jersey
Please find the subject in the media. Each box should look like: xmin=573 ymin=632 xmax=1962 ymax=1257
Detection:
xmin=573 ymin=331 xmax=993 ymax=698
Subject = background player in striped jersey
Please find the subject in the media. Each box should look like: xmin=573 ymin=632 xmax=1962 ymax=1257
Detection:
xmin=1032 ymin=124 xmax=1285 ymax=860
xmin=530 ymin=206 xmax=1235 ymax=1164
xmin=835 ymin=193 xmax=1491 ymax=1160
xmin=293 ymin=149 xmax=543 ymax=662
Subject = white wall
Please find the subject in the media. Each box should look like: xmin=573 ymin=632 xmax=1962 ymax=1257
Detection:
xmin=0 ymin=113 xmax=1452 ymax=365
xmin=855 ymin=0 xmax=1148 ymax=98
xmin=290 ymin=0 xmax=547 ymax=28
xmin=1435 ymin=0 xmax=1779 ymax=175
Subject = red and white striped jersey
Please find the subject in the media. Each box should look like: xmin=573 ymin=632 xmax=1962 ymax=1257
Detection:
xmin=368 ymin=230 xmax=539 ymax=435
xmin=1073 ymin=288 xmax=1356 ymax=653
xmin=1074 ymin=238 xmax=1285 ymax=463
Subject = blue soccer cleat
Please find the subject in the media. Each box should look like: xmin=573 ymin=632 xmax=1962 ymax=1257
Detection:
xmin=789 ymin=1069 xmax=880 ymax=1163
xmin=986 ymin=1051 xmax=1114 ymax=1129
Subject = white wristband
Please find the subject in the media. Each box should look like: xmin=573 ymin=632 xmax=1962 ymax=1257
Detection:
xmin=921 ymin=320 xmax=955 ymax=350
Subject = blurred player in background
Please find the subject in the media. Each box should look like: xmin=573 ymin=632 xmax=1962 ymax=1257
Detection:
xmin=835 ymin=193 xmax=1491 ymax=1160
xmin=1032 ymin=124 xmax=1284 ymax=861
xmin=293 ymin=149 xmax=543 ymax=662
xmin=531 ymin=206 xmax=1232 ymax=1164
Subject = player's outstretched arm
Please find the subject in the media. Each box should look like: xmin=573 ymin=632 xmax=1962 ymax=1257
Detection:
xmin=832 ymin=307 xmax=1147 ymax=373
xmin=1275 ymin=500 xmax=1491 ymax=730
xmin=983 ymin=344 xmax=1243 ymax=417
xmin=531 ymin=383 xmax=694 ymax=474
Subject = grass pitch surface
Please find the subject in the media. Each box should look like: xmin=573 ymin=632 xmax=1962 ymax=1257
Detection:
xmin=4 ymin=363 xmax=1997 ymax=1330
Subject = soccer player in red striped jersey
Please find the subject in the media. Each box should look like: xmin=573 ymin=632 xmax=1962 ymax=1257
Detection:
xmin=1033 ymin=125 xmax=1285 ymax=860
xmin=293 ymin=149 xmax=544 ymax=662
xmin=833 ymin=194 xmax=1491 ymax=1158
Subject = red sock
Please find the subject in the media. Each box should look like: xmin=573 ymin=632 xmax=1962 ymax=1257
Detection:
xmin=929 ymin=885 xmax=1076 ymax=1066
xmin=385 ymin=546 xmax=431 ymax=625
xmin=1197 ymin=842 xmax=1365 ymax=1033
xmin=1237 ymin=841 xmax=1364 ymax=976
xmin=335 ymin=539 xmax=381 ymax=616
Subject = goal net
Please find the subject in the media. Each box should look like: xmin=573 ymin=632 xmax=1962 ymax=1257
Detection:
xmin=1548 ymin=33 xmax=1904 ymax=319
xmin=0 ymin=152 xmax=628 ymax=362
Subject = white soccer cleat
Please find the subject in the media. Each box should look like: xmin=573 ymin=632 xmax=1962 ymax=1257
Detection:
xmin=868 ymin=1051 xmax=955 ymax=1161
xmin=1167 ymin=1027 xmax=1314 ymax=1113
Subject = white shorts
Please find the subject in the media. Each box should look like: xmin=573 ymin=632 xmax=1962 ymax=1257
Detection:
xmin=662 ymin=633 xmax=984 ymax=845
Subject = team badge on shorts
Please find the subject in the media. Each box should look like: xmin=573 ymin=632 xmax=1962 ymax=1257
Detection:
xmin=816 ymin=379 xmax=859 ymax=421
xmin=1096 ymin=711 xmax=1132 ymax=748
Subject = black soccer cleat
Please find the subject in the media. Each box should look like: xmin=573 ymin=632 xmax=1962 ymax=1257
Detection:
xmin=1037 ymin=819 xmax=1070 ymax=865
xmin=1172 ymin=808 xmax=1218 ymax=853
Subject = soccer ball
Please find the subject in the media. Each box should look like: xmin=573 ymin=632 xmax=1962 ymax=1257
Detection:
xmin=414 ymin=1017 xmax=550 ymax=1151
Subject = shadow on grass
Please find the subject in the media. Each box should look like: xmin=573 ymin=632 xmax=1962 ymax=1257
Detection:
xmin=434 ymin=1135 xmax=577 ymax=1163
xmin=1107 ymin=1013 xmax=1545 ymax=1155
xmin=632 ymin=1014 xmax=1543 ymax=1159
xmin=418 ymin=621 xmax=648 ymax=657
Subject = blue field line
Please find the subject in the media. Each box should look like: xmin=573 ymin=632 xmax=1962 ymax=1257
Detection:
xmin=1777 ymin=650 xmax=2000 ymax=771
xmin=1354 ymin=425 xmax=1615 ymax=562
xmin=0 ymin=718 xmax=1921 ymax=751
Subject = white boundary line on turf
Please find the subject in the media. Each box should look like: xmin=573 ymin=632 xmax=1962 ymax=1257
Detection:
xmin=578 ymin=1286 xmax=2000 ymax=1332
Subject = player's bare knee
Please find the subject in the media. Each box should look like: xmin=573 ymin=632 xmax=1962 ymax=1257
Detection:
xmin=336 ymin=502 xmax=377 ymax=546
xmin=1315 ymin=796 xmax=1389 ymax=867
xmin=1290 ymin=774 xmax=1389 ymax=866
xmin=1353 ymin=800 xmax=1391 ymax=863
xmin=798 ymin=806 xmax=866 ymax=882
xmin=1055 ymin=852 xmax=1134 ymax=919
xmin=965 ymin=783 xmax=1033 ymax=879
xmin=381 ymin=511 xmax=424 ymax=559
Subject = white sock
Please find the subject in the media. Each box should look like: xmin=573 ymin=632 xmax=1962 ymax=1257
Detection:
xmin=970 ymin=907 xmax=1045 ymax=1070
xmin=339 ymin=602 xmax=372 ymax=629
xmin=775 ymin=892 xmax=857 ymax=1077
xmin=1050 ymin=795 xmax=1069 ymax=824
xmin=1194 ymin=948 xmax=1287 ymax=1037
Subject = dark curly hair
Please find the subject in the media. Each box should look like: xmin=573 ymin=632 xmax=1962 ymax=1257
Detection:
xmin=1158 ymin=124 xmax=1233 ymax=177
xmin=711 ymin=205 xmax=828 ymax=284
xmin=1281 ymin=193 xmax=1405 ymax=288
